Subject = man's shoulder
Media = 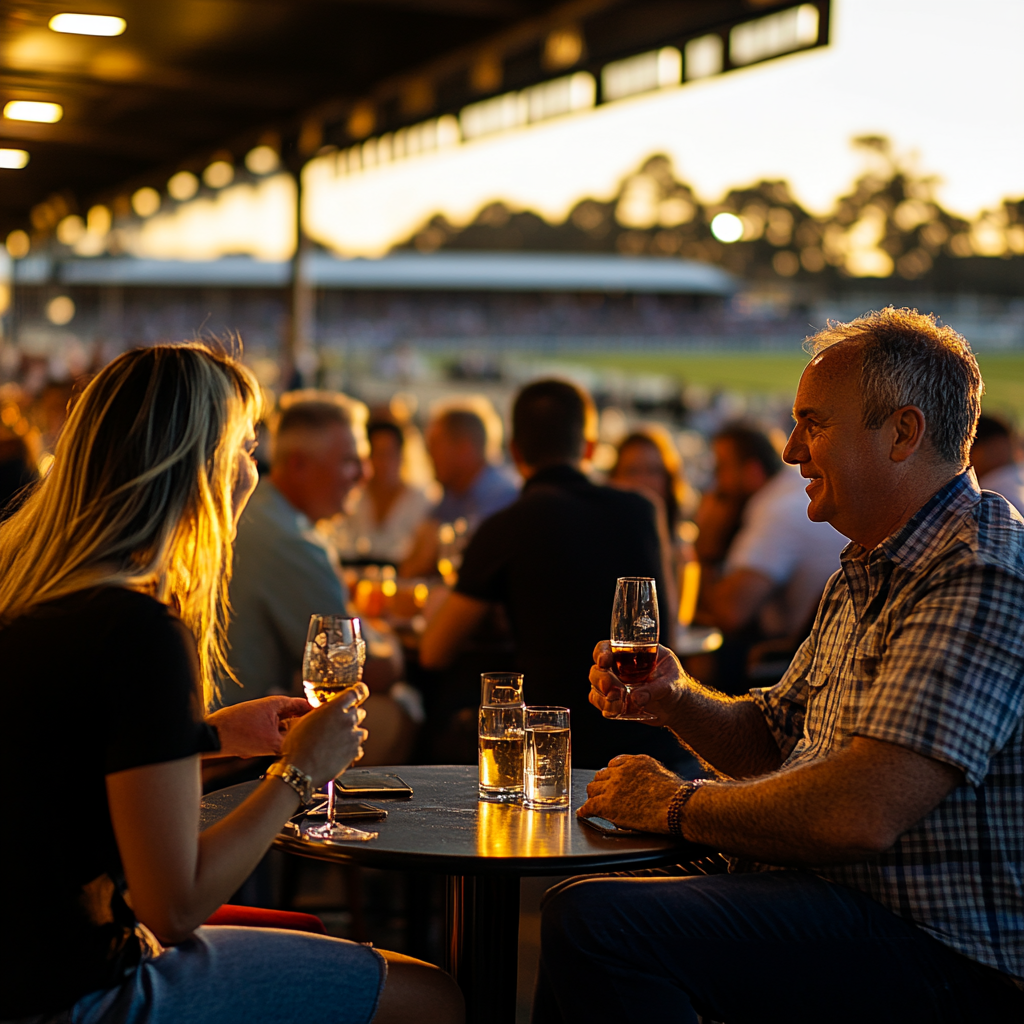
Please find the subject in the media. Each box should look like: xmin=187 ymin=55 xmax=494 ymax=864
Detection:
xmin=963 ymin=490 xmax=1024 ymax=574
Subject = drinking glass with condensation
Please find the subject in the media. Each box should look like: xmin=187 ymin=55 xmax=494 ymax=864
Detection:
xmin=478 ymin=672 xmax=525 ymax=803
xmin=524 ymin=706 xmax=571 ymax=810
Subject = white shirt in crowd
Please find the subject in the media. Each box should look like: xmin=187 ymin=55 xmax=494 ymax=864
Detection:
xmin=334 ymin=484 xmax=431 ymax=564
xmin=724 ymin=465 xmax=848 ymax=638
xmin=979 ymin=463 xmax=1024 ymax=516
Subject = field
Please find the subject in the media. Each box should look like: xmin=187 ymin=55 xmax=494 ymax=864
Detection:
xmin=557 ymin=351 xmax=1024 ymax=420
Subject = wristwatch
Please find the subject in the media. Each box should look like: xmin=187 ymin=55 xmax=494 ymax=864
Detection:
xmin=264 ymin=761 xmax=314 ymax=806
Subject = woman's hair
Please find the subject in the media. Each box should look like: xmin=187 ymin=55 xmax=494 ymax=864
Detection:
xmin=0 ymin=342 xmax=261 ymax=707
xmin=612 ymin=427 xmax=686 ymax=535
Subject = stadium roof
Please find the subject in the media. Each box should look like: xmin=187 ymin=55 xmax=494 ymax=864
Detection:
xmin=21 ymin=250 xmax=737 ymax=294
xmin=1 ymin=1 xmax=828 ymax=238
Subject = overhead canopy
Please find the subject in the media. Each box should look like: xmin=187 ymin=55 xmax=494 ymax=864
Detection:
xmin=1 ymin=1 xmax=828 ymax=239
xmin=29 ymin=250 xmax=738 ymax=294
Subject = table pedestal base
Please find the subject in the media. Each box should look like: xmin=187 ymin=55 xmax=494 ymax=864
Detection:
xmin=445 ymin=874 xmax=521 ymax=1024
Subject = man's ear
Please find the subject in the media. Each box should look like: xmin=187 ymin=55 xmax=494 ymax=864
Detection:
xmin=889 ymin=405 xmax=928 ymax=463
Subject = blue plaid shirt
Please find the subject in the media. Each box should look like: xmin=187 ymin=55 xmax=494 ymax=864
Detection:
xmin=751 ymin=472 xmax=1024 ymax=980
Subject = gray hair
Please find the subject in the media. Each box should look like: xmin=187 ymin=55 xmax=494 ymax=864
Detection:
xmin=805 ymin=307 xmax=983 ymax=467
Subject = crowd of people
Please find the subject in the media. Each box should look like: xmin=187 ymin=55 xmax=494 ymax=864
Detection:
xmin=0 ymin=306 xmax=1021 ymax=1023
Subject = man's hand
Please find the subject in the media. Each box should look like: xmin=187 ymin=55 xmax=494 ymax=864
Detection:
xmin=589 ymin=641 xmax=692 ymax=726
xmin=578 ymin=755 xmax=683 ymax=833
xmin=206 ymin=696 xmax=312 ymax=759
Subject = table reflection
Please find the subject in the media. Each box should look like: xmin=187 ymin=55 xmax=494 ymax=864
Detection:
xmin=476 ymin=798 xmax=571 ymax=858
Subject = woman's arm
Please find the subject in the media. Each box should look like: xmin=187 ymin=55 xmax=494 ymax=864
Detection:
xmin=108 ymin=686 xmax=368 ymax=944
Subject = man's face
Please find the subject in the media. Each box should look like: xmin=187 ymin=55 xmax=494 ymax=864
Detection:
xmin=783 ymin=346 xmax=891 ymax=541
xmin=426 ymin=421 xmax=472 ymax=489
xmin=713 ymin=438 xmax=763 ymax=499
xmin=300 ymin=422 xmax=365 ymax=521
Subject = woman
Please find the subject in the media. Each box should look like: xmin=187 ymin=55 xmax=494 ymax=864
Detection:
xmin=0 ymin=343 xmax=462 ymax=1024
xmin=609 ymin=428 xmax=696 ymax=638
xmin=335 ymin=419 xmax=430 ymax=565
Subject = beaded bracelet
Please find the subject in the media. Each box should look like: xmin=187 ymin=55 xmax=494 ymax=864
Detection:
xmin=667 ymin=779 xmax=707 ymax=835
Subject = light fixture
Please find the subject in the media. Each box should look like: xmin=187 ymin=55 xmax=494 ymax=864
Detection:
xmin=203 ymin=160 xmax=234 ymax=189
xmin=168 ymin=171 xmax=199 ymax=200
xmin=710 ymin=212 xmax=744 ymax=243
xmin=46 ymin=295 xmax=76 ymax=326
xmin=0 ymin=149 xmax=30 ymax=169
xmin=245 ymin=145 xmax=279 ymax=175
xmin=131 ymin=187 xmax=161 ymax=217
xmin=4 ymin=101 xmax=63 ymax=124
xmin=49 ymin=13 xmax=126 ymax=37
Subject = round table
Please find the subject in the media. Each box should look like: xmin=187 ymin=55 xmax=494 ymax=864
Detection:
xmin=201 ymin=765 xmax=701 ymax=1023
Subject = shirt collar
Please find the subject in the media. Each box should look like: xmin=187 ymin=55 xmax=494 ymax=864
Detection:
xmin=522 ymin=463 xmax=589 ymax=491
xmin=871 ymin=471 xmax=979 ymax=569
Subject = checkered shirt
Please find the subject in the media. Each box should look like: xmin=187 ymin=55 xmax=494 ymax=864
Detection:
xmin=751 ymin=472 xmax=1024 ymax=980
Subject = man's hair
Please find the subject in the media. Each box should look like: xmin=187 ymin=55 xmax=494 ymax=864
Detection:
xmin=513 ymin=378 xmax=593 ymax=467
xmin=272 ymin=390 xmax=367 ymax=463
xmin=368 ymin=419 xmax=405 ymax=450
xmin=713 ymin=423 xmax=782 ymax=479
xmin=973 ymin=414 xmax=1011 ymax=446
xmin=805 ymin=307 xmax=983 ymax=467
xmin=433 ymin=407 xmax=487 ymax=456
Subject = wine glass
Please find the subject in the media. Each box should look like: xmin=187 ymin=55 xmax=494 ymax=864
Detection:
xmin=609 ymin=577 xmax=659 ymax=722
xmin=302 ymin=615 xmax=376 ymax=842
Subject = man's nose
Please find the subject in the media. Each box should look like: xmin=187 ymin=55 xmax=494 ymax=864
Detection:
xmin=782 ymin=430 xmax=805 ymax=465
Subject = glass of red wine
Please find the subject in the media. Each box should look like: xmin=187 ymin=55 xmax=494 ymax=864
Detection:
xmin=609 ymin=576 xmax=660 ymax=722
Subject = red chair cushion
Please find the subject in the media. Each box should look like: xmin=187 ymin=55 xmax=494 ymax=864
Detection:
xmin=204 ymin=904 xmax=327 ymax=934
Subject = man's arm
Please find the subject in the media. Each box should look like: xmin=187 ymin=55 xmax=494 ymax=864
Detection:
xmin=419 ymin=591 xmax=491 ymax=670
xmin=399 ymin=518 xmax=440 ymax=579
xmin=590 ymin=641 xmax=783 ymax=778
xmin=579 ymin=736 xmax=963 ymax=865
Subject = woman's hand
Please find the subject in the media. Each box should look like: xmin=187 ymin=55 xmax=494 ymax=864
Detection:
xmin=279 ymin=683 xmax=370 ymax=787
xmin=589 ymin=641 xmax=691 ymax=726
xmin=205 ymin=696 xmax=311 ymax=758
xmin=577 ymin=755 xmax=682 ymax=833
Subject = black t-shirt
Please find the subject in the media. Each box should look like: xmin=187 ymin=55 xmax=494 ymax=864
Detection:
xmin=455 ymin=464 xmax=678 ymax=768
xmin=1 ymin=587 xmax=220 ymax=1017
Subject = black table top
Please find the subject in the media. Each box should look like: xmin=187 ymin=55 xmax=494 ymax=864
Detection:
xmin=201 ymin=765 xmax=693 ymax=875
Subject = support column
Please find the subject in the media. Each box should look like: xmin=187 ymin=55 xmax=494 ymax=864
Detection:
xmin=445 ymin=873 xmax=521 ymax=1024
xmin=285 ymin=168 xmax=314 ymax=389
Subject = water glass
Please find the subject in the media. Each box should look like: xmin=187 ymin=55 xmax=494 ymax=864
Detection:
xmin=478 ymin=672 xmax=525 ymax=803
xmin=524 ymin=706 xmax=570 ymax=810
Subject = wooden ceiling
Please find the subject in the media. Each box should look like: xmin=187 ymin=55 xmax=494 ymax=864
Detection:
xmin=0 ymin=0 xmax=799 ymax=238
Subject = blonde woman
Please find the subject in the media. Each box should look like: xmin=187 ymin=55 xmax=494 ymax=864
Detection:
xmin=0 ymin=343 xmax=463 ymax=1024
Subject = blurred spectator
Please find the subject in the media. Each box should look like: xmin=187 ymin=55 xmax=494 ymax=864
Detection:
xmin=608 ymin=426 xmax=693 ymax=622
xmin=0 ymin=434 xmax=36 ymax=520
xmin=334 ymin=419 xmax=430 ymax=565
xmin=221 ymin=391 xmax=411 ymax=764
xmin=399 ymin=405 xmax=518 ymax=578
xmin=971 ymin=414 xmax=1023 ymax=514
xmin=693 ymin=423 xmax=845 ymax=690
xmin=420 ymin=379 xmax=681 ymax=769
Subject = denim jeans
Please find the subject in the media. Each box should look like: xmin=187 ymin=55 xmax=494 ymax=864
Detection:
xmin=64 ymin=926 xmax=385 ymax=1024
xmin=532 ymin=869 xmax=1023 ymax=1024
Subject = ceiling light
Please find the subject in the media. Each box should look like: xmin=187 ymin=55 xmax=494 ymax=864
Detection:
xmin=0 ymin=149 xmax=30 ymax=169
xmin=203 ymin=160 xmax=234 ymax=189
xmin=132 ymin=187 xmax=161 ymax=217
xmin=168 ymin=171 xmax=199 ymax=200
xmin=4 ymin=101 xmax=64 ymax=124
xmin=245 ymin=145 xmax=279 ymax=175
xmin=49 ymin=13 xmax=126 ymax=36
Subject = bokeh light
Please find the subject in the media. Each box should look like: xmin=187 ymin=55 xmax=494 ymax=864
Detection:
xmin=3 ymin=101 xmax=63 ymax=124
xmin=168 ymin=171 xmax=199 ymax=201
xmin=45 ymin=295 xmax=76 ymax=325
xmin=5 ymin=230 xmax=30 ymax=258
xmin=0 ymin=149 xmax=30 ymax=169
xmin=710 ymin=212 xmax=744 ymax=242
xmin=131 ymin=187 xmax=161 ymax=217
xmin=204 ymin=161 xmax=234 ymax=189
xmin=49 ymin=13 xmax=126 ymax=36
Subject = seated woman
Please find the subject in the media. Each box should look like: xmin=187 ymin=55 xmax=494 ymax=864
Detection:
xmin=0 ymin=343 xmax=463 ymax=1024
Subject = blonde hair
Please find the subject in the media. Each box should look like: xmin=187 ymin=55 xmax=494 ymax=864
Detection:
xmin=0 ymin=342 xmax=261 ymax=707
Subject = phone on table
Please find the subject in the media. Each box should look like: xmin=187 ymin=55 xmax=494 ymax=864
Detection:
xmin=579 ymin=816 xmax=645 ymax=837
xmin=331 ymin=771 xmax=414 ymax=799
xmin=302 ymin=800 xmax=388 ymax=822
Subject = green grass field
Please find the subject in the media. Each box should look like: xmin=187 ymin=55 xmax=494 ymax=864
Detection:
xmin=554 ymin=351 xmax=1024 ymax=420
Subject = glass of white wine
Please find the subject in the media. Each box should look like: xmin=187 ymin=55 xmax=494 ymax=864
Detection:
xmin=302 ymin=615 xmax=375 ymax=842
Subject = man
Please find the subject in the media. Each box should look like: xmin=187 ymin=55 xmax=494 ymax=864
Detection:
xmin=221 ymin=392 xmax=408 ymax=758
xmin=421 ymin=379 xmax=679 ymax=769
xmin=399 ymin=405 xmax=518 ymax=578
xmin=535 ymin=309 xmax=1023 ymax=1022
xmin=693 ymin=423 xmax=845 ymax=688
xmin=971 ymin=413 xmax=1024 ymax=514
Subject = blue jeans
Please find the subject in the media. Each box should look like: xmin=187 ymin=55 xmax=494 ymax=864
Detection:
xmin=532 ymin=870 xmax=1023 ymax=1024
xmin=65 ymin=926 xmax=385 ymax=1024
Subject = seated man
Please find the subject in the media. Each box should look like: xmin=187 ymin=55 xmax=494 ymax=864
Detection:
xmin=971 ymin=413 xmax=1023 ymax=514
xmin=421 ymin=379 xmax=681 ymax=769
xmin=221 ymin=391 xmax=410 ymax=763
xmin=399 ymin=404 xmax=518 ymax=578
xmin=536 ymin=309 xmax=1024 ymax=1022
xmin=693 ymin=423 xmax=846 ymax=689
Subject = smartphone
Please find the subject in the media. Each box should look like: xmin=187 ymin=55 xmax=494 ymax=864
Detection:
xmin=332 ymin=771 xmax=414 ymax=799
xmin=302 ymin=800 xmax=388 ymax=822
xmin=579 ymin=816 xmax=645 ymax=837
